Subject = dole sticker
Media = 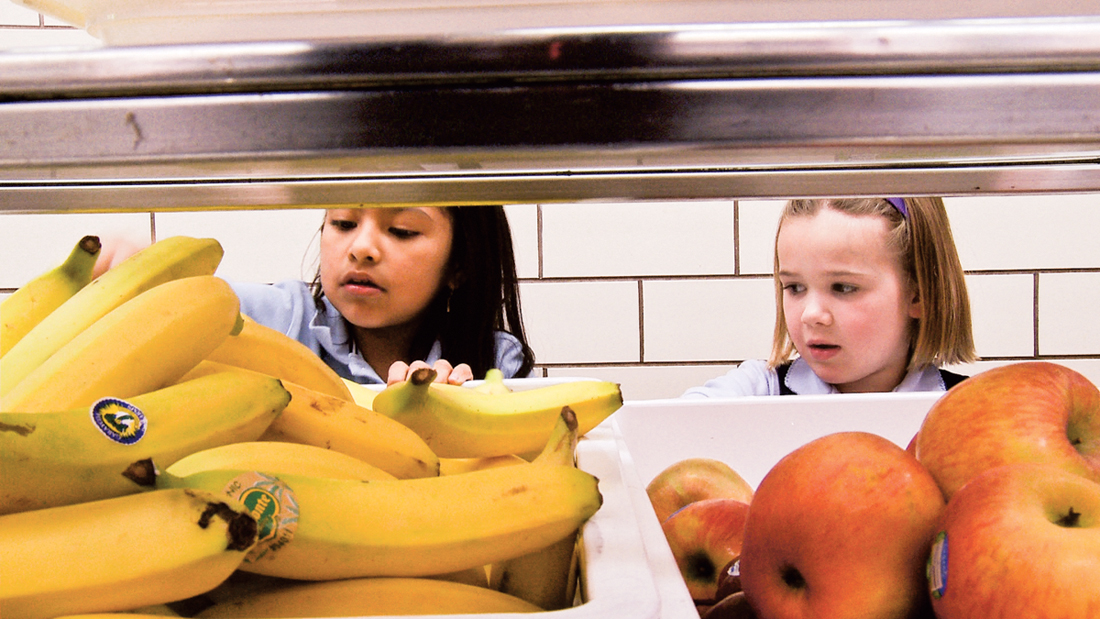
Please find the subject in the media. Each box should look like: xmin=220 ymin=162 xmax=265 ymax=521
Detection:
xmin=90 ymin=398 xmax=147 ymax=445
xmin=221 ymin=471 xmax=299 ymax=564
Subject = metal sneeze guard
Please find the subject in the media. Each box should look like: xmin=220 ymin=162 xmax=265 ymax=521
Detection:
xmin=3 ymin=15 xmax=1100 ymax=212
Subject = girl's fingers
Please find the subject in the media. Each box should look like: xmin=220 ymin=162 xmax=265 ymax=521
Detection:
xmin=387 ymin=359 xmax=474 ymax=386
xmin=387 ymin=361 xmax=414 ymax=385
xmin=446 ymin=363 xmax=474 ymax=385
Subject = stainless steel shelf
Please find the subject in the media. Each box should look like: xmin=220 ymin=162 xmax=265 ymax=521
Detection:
xmin=4 ymin=16 xmax=1100 ymax=211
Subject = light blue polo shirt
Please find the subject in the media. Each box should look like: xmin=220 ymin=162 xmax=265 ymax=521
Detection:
xmin=231 ymin=280 xmax=529 ymax=385
xmin=681 ymin=358 xmax=953 ymax=398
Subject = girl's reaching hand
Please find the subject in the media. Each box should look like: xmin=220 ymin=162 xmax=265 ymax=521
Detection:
xmin=92 ymin=236 xmax=148 ymax=278
xmin=387 ymin=359 xmax=474 ymax=386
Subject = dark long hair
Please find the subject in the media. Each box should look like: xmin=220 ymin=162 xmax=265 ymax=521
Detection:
xmin=313 ymin=205 xmax=535 ymax=379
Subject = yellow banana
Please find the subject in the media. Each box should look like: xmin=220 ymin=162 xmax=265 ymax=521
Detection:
xmin=187 ymin=564 xmax=488 ymax=613
xmin=2 ymin=275 xmax=242 ymax=413
xmin=1 ymin=235 xmax=101 ymax=357
xmin=371 ymin=368 xmax=624 ymax=458
xmin=167 ymin=441 xmax=396 ymax=482
xmin=260 ymin=378 xmax=440 ymax=479
xmin=430 ymin=565 xmax=492 ymax=588
xmin=179 ymin=360 xmax=437 ymax=479
xmin=533 ymin=405 xmax=581 ymax=468
xmin=158 ymin=457 xmax=602 ymax=581
xmin=473 ymin=368 xmax=513 ymax=394
xmin=206 ymin=318 xmax=353 ymax=402
xmin=0 ymin=488 xmax=258 ymax=619
xmin=193 ymin=577 xmax=541 ymax=618
xmin=1 ymin=236 xmax=222 ymax=397
xmin=0 ymin=368 xmax=290 ymax=516
xmin=489 ymin=407 xmax=582 ymax=609
xmin=342 ymin=376 xmax=379 ymax=408
xmin=439 ymin=453 xmax=528 ymax=475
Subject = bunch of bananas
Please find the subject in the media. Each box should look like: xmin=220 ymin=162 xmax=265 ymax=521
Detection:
xmin=0 ymin=235 xmax=625 ymax=618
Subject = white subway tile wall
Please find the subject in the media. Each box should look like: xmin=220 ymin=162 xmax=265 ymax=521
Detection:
xmin=5 ymin=11 xmax=1100 ymax=400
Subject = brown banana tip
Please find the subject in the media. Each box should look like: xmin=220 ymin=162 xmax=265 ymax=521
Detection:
xmin=560 ymin=406 xmax=579 ymax=431
xmin=197 ymin=500 xmax=259 ymax=551
xmin=410 ymin=367 xmax=438 ymax=385
xmin=121 ymin=458 xmax=158 ymax=487
xmin=81 ymin=235 xmax=102 ymax=253
xmin=227 ymin=511 xmax=260 ymax=552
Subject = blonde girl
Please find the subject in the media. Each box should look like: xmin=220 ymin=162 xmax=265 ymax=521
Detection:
xmin=683 ymin=196 xmax=976 ymax=397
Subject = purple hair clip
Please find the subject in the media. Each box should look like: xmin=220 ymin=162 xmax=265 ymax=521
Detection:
xmin=885 ymin=197 xmax=909 ymax=218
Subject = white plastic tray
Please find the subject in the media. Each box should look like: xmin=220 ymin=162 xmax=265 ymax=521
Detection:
xmin=334 ymin=377 xmax=669 ymax=619
xmin=607 ymin=392 xmax=945 ymax=618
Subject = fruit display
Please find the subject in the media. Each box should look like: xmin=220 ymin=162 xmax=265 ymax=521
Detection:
xmin=661 ymin=497 xmax=750 ymax=603
xmin=647 ymin=457 xmax=753 ymax=613
xmin=0 ymin=488 xmax=259 ymax=619
xmin=647 ymin=457 xmax=754 ymax=523
xmin=206 ymin=317 xmax=354 ymax=402
xmin=0 ymin=368 xmax=290 ymax=515
xmin=0 ymin=234 xmax=101 ymax=356
xmin=914 ymin=360 xmax=1100 ymax=499
xmin=739 ymin=432 xmax=945 ymax=619
xmin=644 ymin=362 xmax=1100 ymax=619
xmin=193 ymin=577 xmax=544 ymax=617
xmin=928 ymin=462 xmax=1100 ymax=619
xmin=0 ymin=235 xmax=619 ymax=618
xmin=372 ymin=367 xmax=624 ymax=458
xmin=1 ymin=235 xmax=223 ymax=399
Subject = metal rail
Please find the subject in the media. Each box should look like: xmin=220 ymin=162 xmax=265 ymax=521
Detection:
xmin=3 ymin=16 xmax=1100 ymax=211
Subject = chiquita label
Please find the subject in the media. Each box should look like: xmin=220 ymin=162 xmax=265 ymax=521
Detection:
xmin=90 ymin=398 xmax=146 ymax=445
xmin=221 ymin=472 xmax=299 ymax=563
xmin=927 ymin=530 xmax=948 ymax=599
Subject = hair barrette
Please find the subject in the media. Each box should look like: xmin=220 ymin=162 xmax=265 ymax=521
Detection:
xmin=885 ymin=197 xmax=908 ymax=218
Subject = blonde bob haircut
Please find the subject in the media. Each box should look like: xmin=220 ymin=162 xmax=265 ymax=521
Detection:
xmin=768 ymin=197 xmax=978 ymax=371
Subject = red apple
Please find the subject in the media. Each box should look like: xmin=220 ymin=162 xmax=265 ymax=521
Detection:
xmin=739 ymin=431 xmax=945 ymax=619
xmin=915 ymin=361 xmax=1100 ymax=500
xmin=661 ymin=497 xmax=751 ymax=603
xmin=929 ymin=461 xmax=1100 ymax=619
xmin=647 ymin=457 xmax=754 ymax=524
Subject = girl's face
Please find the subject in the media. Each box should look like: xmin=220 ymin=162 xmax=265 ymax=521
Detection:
xmin=776 ymin=207 xmax=921 ymax=393
xmin=319 ymin=207 xmax=454 ymax=331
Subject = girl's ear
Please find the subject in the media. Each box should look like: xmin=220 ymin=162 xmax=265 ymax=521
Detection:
xmin=907 ymin=287 xmax=923 ymax=319
xmin=447 ymin=268 xmax=467 ymax=291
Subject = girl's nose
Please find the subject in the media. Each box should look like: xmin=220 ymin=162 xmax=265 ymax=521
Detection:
xmin=801 ymin=295 xmax=832 ymax=326
xmin=349 ymin=226 xmax=381 ymax=264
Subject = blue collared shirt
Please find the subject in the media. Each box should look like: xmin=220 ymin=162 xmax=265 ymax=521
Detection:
xmin=681 ymin=357 xmax=952 ymax=398
xmin=231 ymin=280 xmax=530 ymax=385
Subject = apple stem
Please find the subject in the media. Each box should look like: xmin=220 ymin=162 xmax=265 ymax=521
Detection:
xmin=1055 ymin=506 xmax=1081 ymax=528
xmin=781 ymin=565 xmax=807 ymax=589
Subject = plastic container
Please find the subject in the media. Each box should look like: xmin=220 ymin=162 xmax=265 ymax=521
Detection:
xmin=603 ymin=391 xmax=945 ymax=618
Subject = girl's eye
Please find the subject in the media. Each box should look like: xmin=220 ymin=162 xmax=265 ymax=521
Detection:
xmin=389 ymin=227 xmax=420 ymax=239
xmin=782 ymin=283 xmax=805 ymax=295
xmin=329 ymin=219 xmax=356 ymax=231
xmin=833 ymin=283 xmax=858 ymax=294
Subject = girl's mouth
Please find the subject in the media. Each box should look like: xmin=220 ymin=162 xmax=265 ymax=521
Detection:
xmin=806 ymin=342 xmax=840 ymax=361
xmin=344 ymin=277 xmax=382 ymax=292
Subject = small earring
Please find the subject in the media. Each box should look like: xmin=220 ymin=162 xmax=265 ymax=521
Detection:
xmin=446 ymin=287 xmax=454 ymax=314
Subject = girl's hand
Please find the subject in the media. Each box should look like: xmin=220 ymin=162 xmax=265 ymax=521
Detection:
xmin=92 ymin=236 xmax=148 ymax=278
xmin=387 ymin=360 xmax=474 ymax=386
